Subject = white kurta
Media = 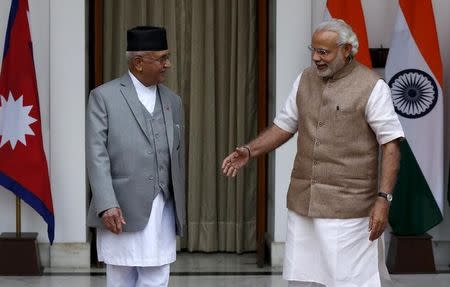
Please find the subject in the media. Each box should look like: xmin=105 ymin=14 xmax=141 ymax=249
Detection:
xmin=275 ymin=73 xmax=404 ymax=286
xmin=96 ymin=72 xmax=177 ymax=267
xmin=274 ymin=73 xmax=404 ymax=145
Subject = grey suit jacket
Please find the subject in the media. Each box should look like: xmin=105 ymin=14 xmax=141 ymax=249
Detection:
xmin=86 ymin=73 xmax=186 ymax=236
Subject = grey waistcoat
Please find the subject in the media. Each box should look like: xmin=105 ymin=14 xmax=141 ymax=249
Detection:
xmin=141 ymin=92 xmax=172 ymax=200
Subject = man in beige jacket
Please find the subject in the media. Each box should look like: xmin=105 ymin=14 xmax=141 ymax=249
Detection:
xmin=222 ymin=19 xmax=403 ymax=287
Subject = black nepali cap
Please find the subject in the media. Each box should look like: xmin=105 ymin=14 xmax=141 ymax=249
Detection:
xmin=127 ymin=26 xmax=168 ymax=51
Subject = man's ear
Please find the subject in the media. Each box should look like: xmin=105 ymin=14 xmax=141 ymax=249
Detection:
xmin=133 ymin=56 xmax=143 ymax=72
xmin=343 ymin=43 xmax=352 ymax=59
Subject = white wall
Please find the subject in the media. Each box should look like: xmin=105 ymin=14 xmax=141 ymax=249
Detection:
xmin=270 ymin=0 xmax=450 ymax=267
xmin=0 ymin=0 xmax=87 ymax=248
xmin=271 ymin=0 xmax=312 ymax=245
xmin=49 ymin=0 xmax=87 ymax=243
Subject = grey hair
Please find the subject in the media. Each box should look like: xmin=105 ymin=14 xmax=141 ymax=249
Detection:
xmin=314 ymin=18 xmax=359 ymax=56
xmin=126 ymin=51 xmax=147 ymax=62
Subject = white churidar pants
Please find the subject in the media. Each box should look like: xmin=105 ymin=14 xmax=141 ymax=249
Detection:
xmin=106 ymin=264 xmax=170 ymax=287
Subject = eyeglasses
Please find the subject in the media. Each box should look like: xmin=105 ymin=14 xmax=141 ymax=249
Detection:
xmin=308 ymin=45 xmax=331 ymax=57
xmin=141 ymin=54 xmax=170 ymax=64
xmin=308 ymin=44 xmax=344 ymax=57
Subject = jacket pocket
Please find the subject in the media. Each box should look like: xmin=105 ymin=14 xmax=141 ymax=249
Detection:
xmin=333 ymin=108 xmax=359 ymax=138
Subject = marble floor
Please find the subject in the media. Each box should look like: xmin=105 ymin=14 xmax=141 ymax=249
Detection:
xmin=0 ymin=253 xmax=449 ymax=287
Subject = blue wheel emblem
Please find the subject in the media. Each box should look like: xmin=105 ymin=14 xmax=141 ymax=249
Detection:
xmin=388 ymin=69 xmax=438 ymax=119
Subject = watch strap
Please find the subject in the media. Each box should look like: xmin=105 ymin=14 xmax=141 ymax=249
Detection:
xmin=378 ymin=192 xmax=392 ymax=202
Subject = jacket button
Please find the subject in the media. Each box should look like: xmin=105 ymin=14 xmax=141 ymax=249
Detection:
xmin=315 ymin=139 xmax=320 ymax=146
xmin=149 ymin=176 xmax=154 ymax=181
xmin=147 ymin=150 xmax=153 ymax=155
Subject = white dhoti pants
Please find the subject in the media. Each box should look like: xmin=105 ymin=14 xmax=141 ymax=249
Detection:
xmin=106 ymin=264 xmax=170 ymax=287
xmin=283 ymin=210 xmax=382 ymax=287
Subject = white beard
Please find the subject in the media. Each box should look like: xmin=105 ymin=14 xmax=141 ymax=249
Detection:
xmin=314 ymin=52 xmax=347 ymax=78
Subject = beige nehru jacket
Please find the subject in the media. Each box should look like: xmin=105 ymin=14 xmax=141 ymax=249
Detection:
xmin=287 ymin=60 xmax=381 ymax=219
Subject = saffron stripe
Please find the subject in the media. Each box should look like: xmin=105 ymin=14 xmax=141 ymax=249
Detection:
xmin=399 ymin=0 xmax=443 ymax=85
xmin=326 ymin=0 xmax=372 ymax=67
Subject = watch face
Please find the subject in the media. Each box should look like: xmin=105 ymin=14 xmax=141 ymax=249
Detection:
xmin=386 ymin=194 xmax=393 ymax=202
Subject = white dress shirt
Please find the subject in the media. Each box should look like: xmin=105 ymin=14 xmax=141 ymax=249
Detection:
xmin=129 ymin=71 xmax=157 ymax=113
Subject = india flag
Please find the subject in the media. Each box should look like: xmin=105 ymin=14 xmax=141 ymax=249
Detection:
xmin=324 ymin=0 xmax=372 ymax=67
xmin=385 ymin=0 xmax=443 ymax=235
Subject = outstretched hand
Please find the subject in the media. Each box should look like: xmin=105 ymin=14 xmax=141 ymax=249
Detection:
xmin=221 ymin=146 xmax=251 ymax=177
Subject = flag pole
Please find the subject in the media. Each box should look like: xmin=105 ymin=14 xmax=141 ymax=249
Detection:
xmin=16 ymin=196 xmax=21 ymax=237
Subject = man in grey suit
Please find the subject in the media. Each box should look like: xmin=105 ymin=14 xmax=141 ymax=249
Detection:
xmin=86 ymin=26 xmax=185 ymax=287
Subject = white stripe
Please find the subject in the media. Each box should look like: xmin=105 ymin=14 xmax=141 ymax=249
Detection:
xmin=385 ymin=8 xmax=444 ymax=214
xmin=323 ymin=7 xmax=331 ymax=20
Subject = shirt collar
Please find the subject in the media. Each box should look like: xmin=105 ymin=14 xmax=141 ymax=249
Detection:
xmin=128 ymin=70 xmax=156 ymax=94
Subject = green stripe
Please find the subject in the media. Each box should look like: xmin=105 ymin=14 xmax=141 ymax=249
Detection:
xmin=389 ymin=140 xmax=443 ymax=236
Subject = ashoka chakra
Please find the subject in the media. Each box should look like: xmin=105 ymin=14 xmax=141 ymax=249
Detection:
xmin=388 ymin=69 xmax=438 ymax=119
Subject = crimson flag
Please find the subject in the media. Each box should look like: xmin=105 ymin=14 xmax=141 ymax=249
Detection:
xmin=0 ymin=0 xmax=54 ymax=243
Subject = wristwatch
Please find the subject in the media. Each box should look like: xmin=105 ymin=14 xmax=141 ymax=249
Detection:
xmin=378 ymin=191 xmax=393 ymax=203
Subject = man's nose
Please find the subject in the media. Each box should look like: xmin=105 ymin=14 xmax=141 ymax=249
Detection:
xmin=164 ymin=59 xmax=171 ymax=68
xmin=312 ymin=51 xmax=321 ymax=62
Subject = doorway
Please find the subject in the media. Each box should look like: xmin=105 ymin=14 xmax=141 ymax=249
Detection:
xmin=88 ymin=0 xmax=268 ymax=266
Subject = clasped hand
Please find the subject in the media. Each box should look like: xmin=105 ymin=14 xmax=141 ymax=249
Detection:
xmin=101 ymin=207 xmax=126 ymax=234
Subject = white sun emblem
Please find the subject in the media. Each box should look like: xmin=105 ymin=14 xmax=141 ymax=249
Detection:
xmin=0 ymin=92 xmax=37 ymax=149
